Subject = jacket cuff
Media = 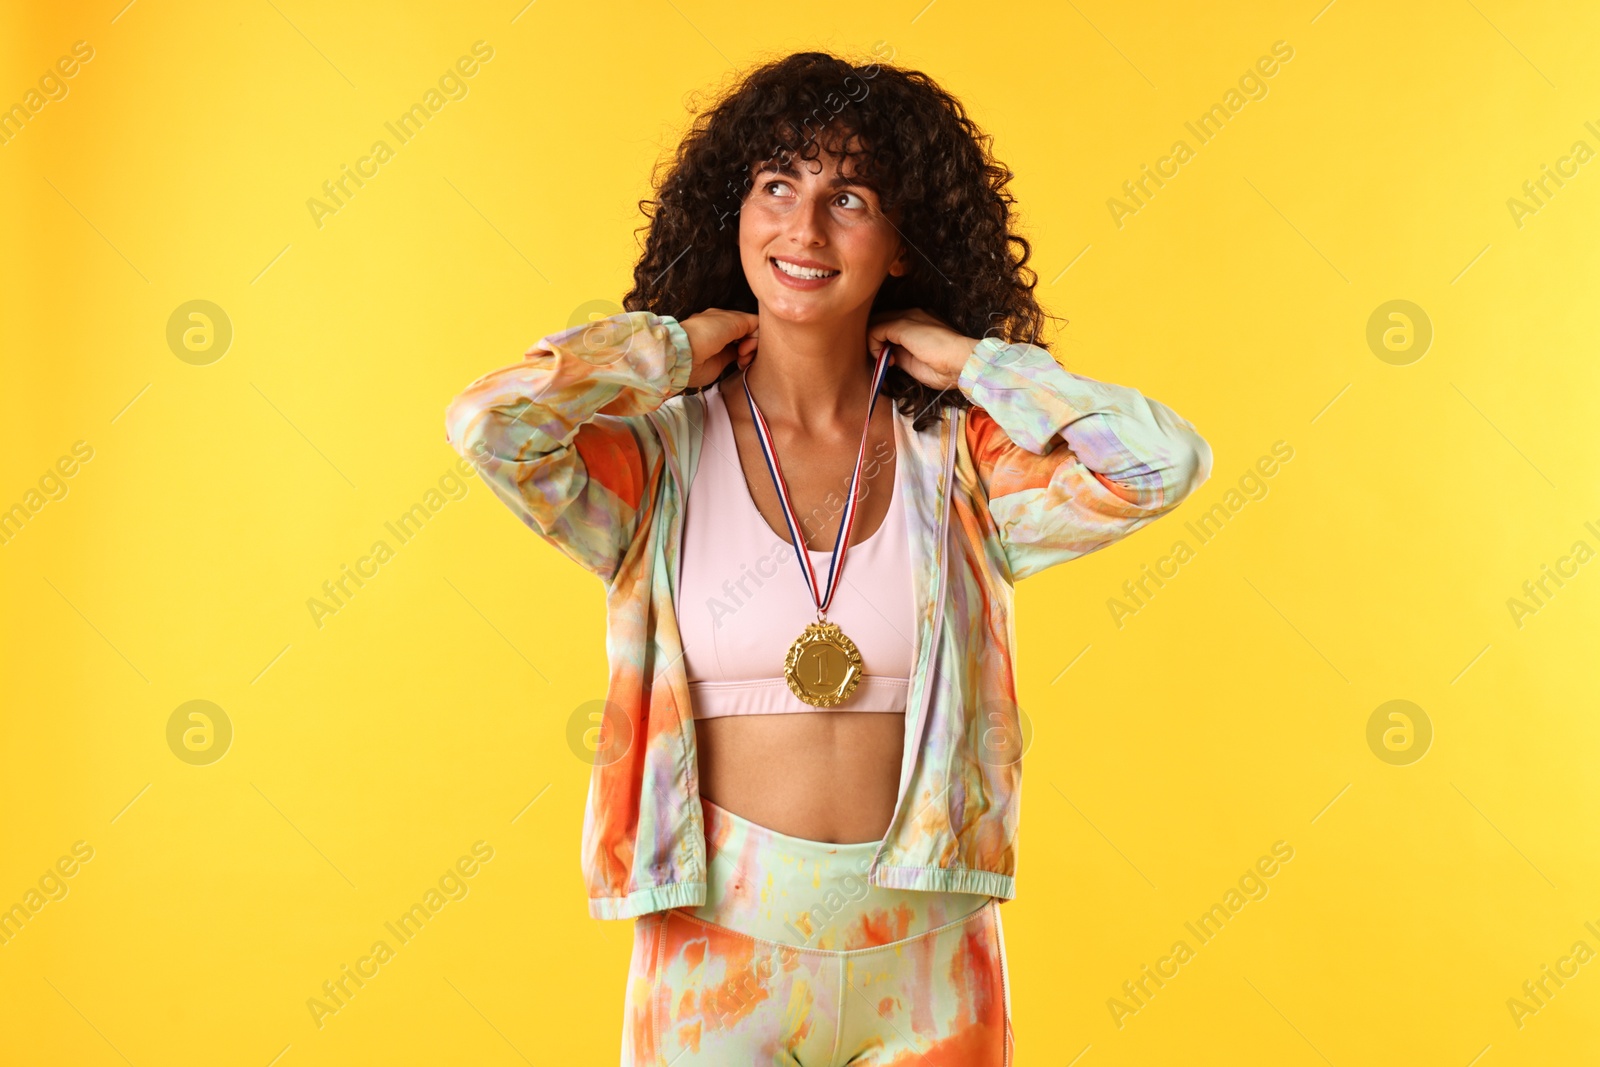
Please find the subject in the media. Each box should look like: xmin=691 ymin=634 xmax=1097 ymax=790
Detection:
xmin=655 ymin=314 xmax=694 ymax=395
xmin=957 ymin=336 xmax=1075 ymax=454
xmin=533 ymin=311 xmax=693 ymax=401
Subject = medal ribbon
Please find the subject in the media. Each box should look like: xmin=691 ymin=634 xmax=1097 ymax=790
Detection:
xmin=741 ymin=344 xmax=894 ymax=619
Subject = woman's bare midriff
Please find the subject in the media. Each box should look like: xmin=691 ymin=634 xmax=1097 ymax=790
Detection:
xmin=695 ymin=712 xmax=906 ymax=843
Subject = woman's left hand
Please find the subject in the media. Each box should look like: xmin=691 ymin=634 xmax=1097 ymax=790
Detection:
xmin=867 ymin=309 xmax=981 ymax=392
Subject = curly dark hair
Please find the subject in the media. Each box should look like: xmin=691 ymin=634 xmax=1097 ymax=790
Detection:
xmin=621 ymin=49 xmax=1058 ymax=431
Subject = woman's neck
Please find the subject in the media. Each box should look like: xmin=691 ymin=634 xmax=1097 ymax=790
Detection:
xmin=743 ymin=309 xmax=875 ymax=433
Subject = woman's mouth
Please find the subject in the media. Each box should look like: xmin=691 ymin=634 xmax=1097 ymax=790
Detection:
xmin=770 ymin=257 xmax=840 ymax=289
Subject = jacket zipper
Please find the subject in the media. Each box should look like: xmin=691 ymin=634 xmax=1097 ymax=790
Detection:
xmin=651 ymin=394 xmax=704 ymax=885
xmin=874 ymin=407 xmax=959 ymax=877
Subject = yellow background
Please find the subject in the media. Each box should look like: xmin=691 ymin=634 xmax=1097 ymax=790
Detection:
xmin=3 ymin=0 xmax=1598 ymax=1063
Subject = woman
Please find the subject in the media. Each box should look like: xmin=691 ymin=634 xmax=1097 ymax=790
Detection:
xmin=446 ymin=50 xmax=1212 ymax=1066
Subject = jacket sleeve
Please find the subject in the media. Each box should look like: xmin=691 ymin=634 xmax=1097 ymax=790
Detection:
xmin=958 ymin=335 xmax=1213 ymax=583
xmin=444 ymin=311 xmax=695 ymax=584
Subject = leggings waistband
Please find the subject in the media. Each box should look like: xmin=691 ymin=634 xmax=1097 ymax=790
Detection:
xmin=686 ymin=796 xmax=990 ymax=951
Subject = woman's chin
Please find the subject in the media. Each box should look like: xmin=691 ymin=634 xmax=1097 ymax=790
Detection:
xmin=754 ymin=294 xmax=853 ymax=326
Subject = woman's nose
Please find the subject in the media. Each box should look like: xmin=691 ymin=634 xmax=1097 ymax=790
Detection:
xmin=785 ymin=192 xmax=826 ymax=245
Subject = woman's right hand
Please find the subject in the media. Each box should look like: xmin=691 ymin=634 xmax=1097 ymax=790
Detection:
xmin=680 ymin=310 xmax=759 ymax=389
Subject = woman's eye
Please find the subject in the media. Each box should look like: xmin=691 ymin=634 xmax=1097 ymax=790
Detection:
xmin=754 ymin=181 xmax=867 ymax=210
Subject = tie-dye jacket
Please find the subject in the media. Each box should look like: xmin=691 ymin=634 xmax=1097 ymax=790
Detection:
xmin=444 ymin=311 xmax=1212 ymax=919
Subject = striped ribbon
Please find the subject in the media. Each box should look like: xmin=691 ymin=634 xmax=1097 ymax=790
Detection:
xmin=740 ymin=344 xmax=894 ymax=618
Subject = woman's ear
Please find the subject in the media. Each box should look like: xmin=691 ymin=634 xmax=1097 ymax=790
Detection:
xmin=888 ymin=243 xmax=909 ymax=278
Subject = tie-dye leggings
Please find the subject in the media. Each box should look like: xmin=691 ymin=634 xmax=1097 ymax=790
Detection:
xmin=620 ymin=796 xmax=1014 ymax=1065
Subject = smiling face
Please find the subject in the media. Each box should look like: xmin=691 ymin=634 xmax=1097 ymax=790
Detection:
xmin=738 ymin=131 xmax=907 ymax=325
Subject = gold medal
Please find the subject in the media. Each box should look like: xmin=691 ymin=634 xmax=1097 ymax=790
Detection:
xmin=784 ymin=618 xmax=864 ymax=707
xmin=740 ymin=344 xmax=895 ymax=709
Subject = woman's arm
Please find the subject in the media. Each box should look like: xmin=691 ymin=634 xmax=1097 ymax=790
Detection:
xmin=443 ymin=312 xmax=694 ymax=584
xmin=958 ymin=336 xmax=1213 ymax=582
xmin=869 ymin=309 xmax=1212 ymax=584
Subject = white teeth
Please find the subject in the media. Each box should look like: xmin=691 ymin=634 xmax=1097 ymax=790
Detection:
xmin=773 ymin=258 xmax=839 ymax=279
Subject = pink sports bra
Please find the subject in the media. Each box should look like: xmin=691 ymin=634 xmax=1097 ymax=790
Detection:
xmin=678 ymin=380 xmax=914 ymax=719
